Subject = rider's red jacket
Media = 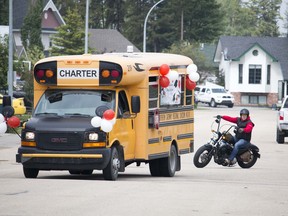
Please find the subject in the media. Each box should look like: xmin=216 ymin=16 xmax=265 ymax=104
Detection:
xmin=222 ymin=116 xmax=254 ymax=133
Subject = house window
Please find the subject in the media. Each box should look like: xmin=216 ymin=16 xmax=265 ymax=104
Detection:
xmin=238 ymin=64 xmax=243 ymax=84
xmin=252 ymin=49 xmax=258 ymax=56
xmin=249 ymin=65 xmax=261 ymax=84
xmin=241 ymin=95 xmax=267 ymax=105
xmin=267 ymin=65 xmax=271 ymax=85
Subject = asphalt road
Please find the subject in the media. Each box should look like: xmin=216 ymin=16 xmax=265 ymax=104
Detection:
xmin=0 ymin=106 xmax=287 ymax=216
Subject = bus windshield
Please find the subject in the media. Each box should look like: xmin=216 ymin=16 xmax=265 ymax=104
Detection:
xmin=34 ymin=90 xmax=115 ymax=117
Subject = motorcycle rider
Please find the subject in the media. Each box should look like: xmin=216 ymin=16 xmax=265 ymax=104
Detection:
xmin=218 ymin=108 xmax=255 ymax=166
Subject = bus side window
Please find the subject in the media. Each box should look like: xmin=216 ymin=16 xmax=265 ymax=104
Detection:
xmin=118 ymin=91 xmax=129 ymax=118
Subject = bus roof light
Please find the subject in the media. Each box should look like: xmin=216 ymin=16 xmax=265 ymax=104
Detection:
xmin=102 ymin=70 xmax=110 ymax=78
xmin=111 ymin=70 xmax=120 ymax=78
xmin=36 ymin=70 xmax=45 ymax=79
xmin=46 ymin=69 xmax=54 ymax=78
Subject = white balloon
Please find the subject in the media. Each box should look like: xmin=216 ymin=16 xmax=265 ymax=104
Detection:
xmin=101 ymin=119 xmax=113 ymax=132
xmin=0 ymin=114 xmax=4 ymax=123
xmin=91 ymin=116 xmax=102 ymax=128
xmin=166 ymin=70 xmax=179 ymax=81
xmin=189 ymin=72 xmax=200 ymax=82
xmin=110 ymin=118 xmax=116 ymax=125
xmin=0 ymin=122 xmax=7 ymax=134
xmin=187 ymin=64 xmax=198 ymax=73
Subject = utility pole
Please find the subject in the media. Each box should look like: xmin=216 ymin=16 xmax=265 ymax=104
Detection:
xmin=84 ymin=0 xmax=90 ymax=54
xmin=8 ymin=0 xmax=13 ymax=97
xmin=181 ymin=10 xmax=184 ymax=41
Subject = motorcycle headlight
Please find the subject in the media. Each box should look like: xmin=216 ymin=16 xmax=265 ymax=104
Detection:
xmin=213 ymin=132 xmax=219 ymax=140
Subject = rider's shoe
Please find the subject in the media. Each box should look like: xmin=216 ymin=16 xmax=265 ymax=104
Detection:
xmin=224 ymin=158 xmax=236 ymax=167
xmin=224 ymin=158 xmax=231 ymax=166
xmin=231 ymin=158 xmax=237 ymax=165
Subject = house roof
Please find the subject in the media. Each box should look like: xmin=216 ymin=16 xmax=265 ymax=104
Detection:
xmin=214 ymin=36 xmax=288 ymax=80
xmin=88 ymin=29 xmax=140 ymax=53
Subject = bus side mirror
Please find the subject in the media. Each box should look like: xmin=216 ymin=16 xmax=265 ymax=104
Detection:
xmin=131 ymin=96 xmax=140 ymax=113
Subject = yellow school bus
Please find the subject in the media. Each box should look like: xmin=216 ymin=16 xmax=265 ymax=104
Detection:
xmin=16 ymin=52 xmax=196 ymax=180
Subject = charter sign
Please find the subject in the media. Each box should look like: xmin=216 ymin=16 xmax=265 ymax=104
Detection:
xmin=57 ymin=68 xmax=99 ymax=79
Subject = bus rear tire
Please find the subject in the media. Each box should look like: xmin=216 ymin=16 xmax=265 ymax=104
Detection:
xmin=149 ymin=159 xmax=161 ymax=176
xmin=161 ymin=145 xmax=177 ymax=177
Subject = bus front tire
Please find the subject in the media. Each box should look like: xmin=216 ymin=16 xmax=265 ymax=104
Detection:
xmin=103 ymin=147 xmax=120 ymax=181
xmin=23 ymin=167 xmax=39 ymax=178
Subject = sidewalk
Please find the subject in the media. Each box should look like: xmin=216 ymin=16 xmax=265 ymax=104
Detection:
xmin=0 ymin=133 xmax=20 ymax=148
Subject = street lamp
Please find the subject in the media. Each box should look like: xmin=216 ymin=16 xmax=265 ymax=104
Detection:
xmin=143 ymin=0 xmax=165 ymax=53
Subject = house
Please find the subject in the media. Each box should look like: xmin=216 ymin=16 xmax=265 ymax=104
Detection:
xmin=12 ymin=0 xmax=140 ymax=57
xmin=88 ymin=29 xmax=140 ymax=53
xmin=214 ymin=36 xmax=288 ymax=107
xmin=13 ymin=0 xmax=65 ymax=58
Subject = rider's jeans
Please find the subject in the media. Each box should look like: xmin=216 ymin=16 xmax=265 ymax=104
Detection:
xmin=228 ymin=138 xmax=250 ymax=161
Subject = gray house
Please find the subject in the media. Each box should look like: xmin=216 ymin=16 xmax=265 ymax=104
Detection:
xmin=214 ymin=36 xmax=288 ymax=106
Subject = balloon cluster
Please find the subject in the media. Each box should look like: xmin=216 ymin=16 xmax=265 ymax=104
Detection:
xmin=186 ymin=64 xmax=200 ymax=90
xmin=0 ymin=114 xmax=21 ymax=134
xmin=90 ymin=109 xmax=116 ymax=133
xmin=159 ymin=63 xmax=200 ymax=90
xmin=159 ymin=64 xmax=179 ymax=88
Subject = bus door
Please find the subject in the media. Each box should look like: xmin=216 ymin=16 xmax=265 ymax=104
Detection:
xmin=113 ymin=90 xmax=136 ymax=160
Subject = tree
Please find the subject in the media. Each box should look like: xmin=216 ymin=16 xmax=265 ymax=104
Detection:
xmin=20 ymin=46 xmax=45 ymax=107
xmin=0 ymin=0 xmax=9 ymax=25
xmin=124 ymin=0 xmax=224 ymax=52
xmin=219 ymin=0 xmax=257 ymax=36
xmin=50 ymin=7 xmax=85 ymax=56
xmin=0 ymin=35 xmax=9 ymax=91
xmin=245 ymin=0 xmax=281 ymax=37
xmin=170 ymin=0 xmax=224 ymax=43
xmin=20 ymin=0 xmax=44 ymax=50
xmin=165 ymin=41 xmax=217 ymax=84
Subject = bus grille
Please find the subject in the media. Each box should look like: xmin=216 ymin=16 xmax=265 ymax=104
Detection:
xmin=37 ymin=132 xmax=82 ymax=151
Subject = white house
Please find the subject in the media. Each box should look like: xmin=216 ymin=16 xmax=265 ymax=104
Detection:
xmin=214 ymin=36 xmax=288 ymax=106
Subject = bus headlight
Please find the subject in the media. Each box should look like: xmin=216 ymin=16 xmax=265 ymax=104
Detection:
xmin=25 ymin=132 xmax=35 ymax=140
xmin=89 ymin=133 xmax=99 ymax=141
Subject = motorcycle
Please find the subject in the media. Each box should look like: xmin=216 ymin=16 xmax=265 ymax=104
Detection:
xmin=193 ymin=115 xmax=260 ymax=168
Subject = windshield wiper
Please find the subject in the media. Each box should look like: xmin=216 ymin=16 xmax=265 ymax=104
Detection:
xmin=35 ymin=112 xmax=59 ymax=116
xmin=64 ymin=113 xmax=91 ymax=117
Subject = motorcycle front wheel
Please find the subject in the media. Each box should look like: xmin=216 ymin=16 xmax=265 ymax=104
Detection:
xmin=237 ymin=151 xmax=258 ymax=168
xmin=193 ymin=145 xmax=213 ymax=168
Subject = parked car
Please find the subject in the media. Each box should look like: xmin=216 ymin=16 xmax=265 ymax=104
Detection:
xmin=195 ymin=86 xmax=234 ymax=108
xmin=276 ymin=96 xmax=288 ymax=144
xmin=0 ymin=94 xmax=26 ymax=115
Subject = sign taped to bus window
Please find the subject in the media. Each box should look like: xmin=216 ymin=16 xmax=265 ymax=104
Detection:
xmin=160 ymin=77 xmax=181 ymax=106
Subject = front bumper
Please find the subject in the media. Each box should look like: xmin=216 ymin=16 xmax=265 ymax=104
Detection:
xmin=215 ymin=99 xmax=234 ymax=106
xmin=16 ymin=147 xmax=111 ymax=170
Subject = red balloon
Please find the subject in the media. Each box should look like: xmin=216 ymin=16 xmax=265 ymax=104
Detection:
xmin=186 ymin=78 xmax=196 ymax=90
xmin=103 ymin=109 xmax=115 ymax=120
xmin=159 ymin=64 xmax=170 ymax=76
xmin=159 ymin=76 xmax=170 ymax=88
xmin=7 ymin=116 xmax=21 ymax=128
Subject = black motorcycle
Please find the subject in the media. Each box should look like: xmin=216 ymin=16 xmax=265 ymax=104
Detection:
xmin=193 ymin=116 xmax=260 ymax=168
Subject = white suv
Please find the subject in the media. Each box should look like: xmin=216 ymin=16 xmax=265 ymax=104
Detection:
xmin=195 ymin=86 xmax=234 ymax=108
xmin=276 ymin=96 xmax=288 ymax=143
